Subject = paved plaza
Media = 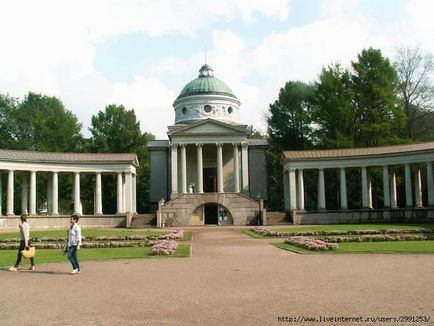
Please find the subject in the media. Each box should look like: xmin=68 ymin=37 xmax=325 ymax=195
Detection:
xmin=1 ymin=227 xmax=433 ymax=325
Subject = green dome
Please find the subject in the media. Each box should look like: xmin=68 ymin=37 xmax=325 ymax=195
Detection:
xmin=176 ymin=64 xmax=237 ymax=100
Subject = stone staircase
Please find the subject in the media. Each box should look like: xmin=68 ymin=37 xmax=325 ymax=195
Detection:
xmin=130 ymin=214 xmax=156 ymax=228
xmin=265 ymin=211 xmax=291 ymax=225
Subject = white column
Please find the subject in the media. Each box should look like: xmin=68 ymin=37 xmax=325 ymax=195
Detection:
xmin=288 ymin=169 xmax=297 ymax=210
xmin=7 ymin=170 xmax=14 ymax=216
xmin=241 ymin=142 xmax=249 ymax=195
xmin=405 ymin=164 xmax=413 ymax=207
xmin=368 ymin=174 xmax=373 ymax=209
xmin=427 ymin=161 xmax=434 ymax=206
xmin=196 ymin=144 xmax=203 ymax=193
xmin=283 ymin=170 xmax=289 ymax=210
xmin=52 ymin=172 xmax=59 ymax=216
xmin=217 ymin=143 xmax=224 ymax=193
xmin=297 ymin=169 xmax=304 ymax=210
xmin=390 ymin=169 xmax=398 ymax=208
xmin=171 ymin=144 xmax=178 ymax=195
xmin=233 ymin=143 xmax=240 ymax=193
xmin=0 ymin=173 xmax=2 ymax=216
xmin=95 ymin=172 xmax=102 ymax=215
xmin=125 ymin=172 xmax=132 ymax=213
xmin=73 ymin=172 xmax=80 ymax=215
xmin=414 ymin=167 xmax=423 ymax=208
xmin=122 ymin=174 xmax=126 ymax=213
xmin=317 ymin=169 xmax=326 ymax=210
xmin=132 ymin=173 xmax=137 ymax=213
xmin=21 ymin=174 xmax=28 ymax=214
xmin=382 ymin=166 xmax=390 ymax=208
xmin=29 ymin=171 xmax=36 ymax=215
xmin=361 ymin=167 xmax=370 ymax=208
xmin=340 ymin=168 xmax=348 ymax=210
xmin=47 ymin=173 xmax=52 ymax=215
xmin=117 ymin=172 xmax=123 ymax=214
xmin=180 ymin=144 xmax=187 ymax=194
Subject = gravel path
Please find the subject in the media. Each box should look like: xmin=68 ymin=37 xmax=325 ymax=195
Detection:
xmin=0 ymin=227 xmax=433 ymax=325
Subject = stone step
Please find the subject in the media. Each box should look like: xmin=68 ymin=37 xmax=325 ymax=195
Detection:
xmin=266 ymin=211 xmax=291 ymax=225
xmin=130 ymin=214 xmax=156 ymax=228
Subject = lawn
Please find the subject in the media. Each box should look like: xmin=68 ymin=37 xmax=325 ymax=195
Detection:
xmin=274 ymin=241 xmax=434 ymax=254
xmin=0 ymin=244 xmax=191 ymax=268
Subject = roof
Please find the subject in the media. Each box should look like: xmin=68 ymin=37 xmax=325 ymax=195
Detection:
xmin=282 ymin=142 xmax=434 ymax=162
xmin=176 ymin=64 xmax=237 ymax=100
xmin=148 ymin=140 xmax=170 ymax=148
xmin=0 ymin=149 xmax=139 ymax=166
xmin=247 ymin=139 xmax=268 ymax=146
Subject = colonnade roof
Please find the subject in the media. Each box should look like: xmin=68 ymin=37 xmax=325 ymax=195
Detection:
xmin=282 ymin=141 xmax=434 ymax=163
xmin=0 ymin=149 xmax=139 ymax=166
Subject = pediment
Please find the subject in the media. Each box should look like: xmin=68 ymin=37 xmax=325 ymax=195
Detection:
xmin=168 ymin=119 xmax=249 ymax=136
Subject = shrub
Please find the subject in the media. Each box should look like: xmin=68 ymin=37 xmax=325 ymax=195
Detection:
xmin=149 ymin=240 xmax=178 ymax=255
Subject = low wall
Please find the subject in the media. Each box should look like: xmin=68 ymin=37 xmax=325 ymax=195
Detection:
xmin=0 ymin=215 xmax=127 ymax=231
xmin=291 ymin=208 xmax=434 ymax=225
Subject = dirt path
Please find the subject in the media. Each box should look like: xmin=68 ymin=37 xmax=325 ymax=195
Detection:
xmin=1 ymin=227 xmax=433 ymax=325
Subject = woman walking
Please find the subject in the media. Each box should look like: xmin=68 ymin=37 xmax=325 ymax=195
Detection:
xmin=67 ymin=214 xmax=82 ymax=275
xmin=9 ymin=214 xmax=35 ymax=271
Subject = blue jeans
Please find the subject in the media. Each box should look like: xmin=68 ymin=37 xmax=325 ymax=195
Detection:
xmin=67 ymin=245 xmax=80 ymax=270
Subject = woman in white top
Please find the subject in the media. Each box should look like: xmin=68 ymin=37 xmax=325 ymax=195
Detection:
xmin=9 ymin=214 xmax=35 ymax=271
xmin=67 ymin=214 xmax=82 ymax=275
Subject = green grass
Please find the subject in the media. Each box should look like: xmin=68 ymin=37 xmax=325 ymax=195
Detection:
xmin=274 ymin=241 xmax=434 ymax=254
xmin=0 ymin=244 xmax=191 ymax=267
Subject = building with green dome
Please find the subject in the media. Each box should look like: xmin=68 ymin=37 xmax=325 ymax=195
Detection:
xmin=148 ymin=64 xmax=268 ymax=226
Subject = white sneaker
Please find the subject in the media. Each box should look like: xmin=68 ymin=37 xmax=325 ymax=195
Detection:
xmin=70 ymin=269 xmax=79 ymax=275
xmin=9 ymin=267 xmax=17 ymax=272
xmin=29 ymin=266 xmax=35 ymax=271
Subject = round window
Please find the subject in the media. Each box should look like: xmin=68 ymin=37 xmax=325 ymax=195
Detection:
xmin=182 ymin=107 xmax=187 ymax=115
xmin=228 ymin=107 xmax=233 ymax=114
xmin=204 ymin=105 xmax=212 ymax=113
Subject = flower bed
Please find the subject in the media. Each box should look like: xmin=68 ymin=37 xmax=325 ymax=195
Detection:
xmin=149 ymin=240 xmax=178 ymax=255
xmin=285 ymin=237 xmax=338 ymax=251
xmin=318 ymin=234 xmax=434 ymax=243
xmin=158 ymin=229 xmax=184 ymax=240
xmin=0 ymin=240 xmax=154 ymax=250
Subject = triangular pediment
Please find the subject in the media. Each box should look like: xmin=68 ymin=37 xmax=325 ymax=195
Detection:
xmin=168 ymin=119 xmax=249 ymax=136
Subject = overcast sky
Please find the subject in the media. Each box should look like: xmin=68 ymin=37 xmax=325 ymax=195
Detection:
xmin=0 ymin=0 xmax=433 ymax=139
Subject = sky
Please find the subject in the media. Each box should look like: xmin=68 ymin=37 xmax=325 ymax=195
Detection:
xmin=0 ymin=0 xmax=433 ymax=139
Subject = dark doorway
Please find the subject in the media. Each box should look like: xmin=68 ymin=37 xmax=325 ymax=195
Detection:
xmin=203 ymin=168 xmax=217 ymax=192
xmin=204 ymin=204 xmax=218 ymax=224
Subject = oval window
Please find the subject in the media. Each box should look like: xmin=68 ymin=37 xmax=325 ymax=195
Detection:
xmin=182 ymin=107 xmax=187 ymax=115
xmin=204 ymin=105 xmax=212 ymax=113
xmin=228 ymin=107 xmax=233 ymax=114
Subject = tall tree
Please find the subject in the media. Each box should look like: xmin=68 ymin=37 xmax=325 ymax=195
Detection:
xmin=394 ymin=46 xmax=434 ymax=141
xmin=351 ymin=48 xmax=404 ymax=146
xmin=0 ymin=94 xmax=18 ymax=149
xmin=88 ymin=104 xmax=154 ymax=213
xmin=266 ymin=81 xmax=314 ymax=211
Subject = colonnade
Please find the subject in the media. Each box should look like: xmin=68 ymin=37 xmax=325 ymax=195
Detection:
xmin=170 ymin=142 xmax=249 ymax=194
xmin=285 ymin=161 xmax=434 ymax=211
xmin=0 ymin=170 xmax=137 ymax=216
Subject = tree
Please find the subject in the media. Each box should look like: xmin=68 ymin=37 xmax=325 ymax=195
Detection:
xmin=247 ymin=125 xmax=265 ymax=139
xmin=312 ymin=64 xmax=355 ymax=148
xmin=266 ymin=81 xmax=314 ymax=211
xmin=88 ymin=104 xmax=154 ymax=213
xmin=351 ymin=48 xmax=404 ymax=146
xmin=0 ymin=93 xmax=18 ymax=149
xmin=394 ymin=46 xmax=434 ymax=141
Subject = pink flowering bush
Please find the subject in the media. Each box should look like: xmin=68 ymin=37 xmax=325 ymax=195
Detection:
xmin=285 ymin=237 xmax=338 ymax=251
xmin=158 ymin=229 xmax=184 ymax=240
xmin=149 ymin=240 xmax=178 ymax=255
xmin=318 ymin=234 xmax=433 ymax=243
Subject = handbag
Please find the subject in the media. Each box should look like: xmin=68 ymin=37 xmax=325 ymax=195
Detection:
xmin=21 ymin=246 xmax=36 ymax=259
xmin=61 ymin=243 xmax=69 ymax=255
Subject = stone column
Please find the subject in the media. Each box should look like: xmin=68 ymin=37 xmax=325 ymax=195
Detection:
xmin=171 ymin=144 xmax=178 ymax=195
xmin=288 ymin=169 xmax=297 ymax=210
xmin=132 ymin=173 xmax=137 ymax=214
xmin=217 ymin=143 xmax=224 ymax=193
xmin=21 ymin=173 xmax=28 ymax=214
xmin=241 ymin=142 xmax=249 ymax=195
xmin=0 ymin=173 xmax=2 ymax=216
xmin=427 ymin=161 xmax=434 ymax=206
xmin=382 ymin=166 xmax=390 ymax=208
xmin=124 ymin=172 xmax=132 ymax=213
xmin=52 ymin=172 xmax=59 ymax=216
xmin=73 ymin=172 xmax=80 ymax=215
xmin=180 ymin=144 xmax=187 ymax=194
xmin=414 ymin=167 xmax=423 ymax=208
xmin=317 ymin=168 xmax=326 ymax=210
xmin=297 ymin=169 xmax=304 ymax=210
xmin=7 ymin=170 xmax=14 ymax=216
xmin=283 ymin=170 xmax=289 ymax=210
xmin=390 ymin=169 xmax=398 ymax=208
xmin=340 ymin=168 xmax=348 ymax=210
xmin=233 ymin=143 xmax=240 ymax=193
xmin=95 ymin=172 xmax=102 ymax=215
xmin=122 ymin=174 xmax=126 ymax=213
xmin=29 ymin=171 xmax=36 ymax=216
xmin=405 ymin=164 xmax=413 ymax=207
xmin=361 ymin=167 xmax=370 ymax=208
xmin=117 ymin=172 xmax=123 ymax=214
xmin=47 ymin=173 xmax=53 ymax=215
xmin=196 ymin=144 xmax=203 ymax=193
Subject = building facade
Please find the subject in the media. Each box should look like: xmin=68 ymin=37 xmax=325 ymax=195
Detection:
xmin=149 ymin=64 xmax=267 ymax=226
